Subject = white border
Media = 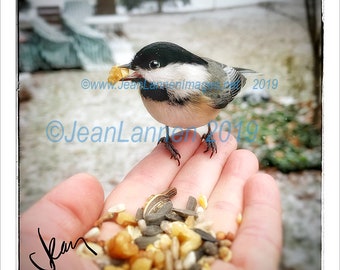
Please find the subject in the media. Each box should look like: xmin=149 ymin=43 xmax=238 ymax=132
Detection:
xmin=322 ymin=0 xmax=339 ymax=269
xmin=1 ymin=1 xmax=338 ymax=269
xmin=1 ymin=0 xmax=17 ymax=269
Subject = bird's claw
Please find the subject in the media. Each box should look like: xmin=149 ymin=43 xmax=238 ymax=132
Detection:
xmin=158 ymin=137 xmax=181 ymax=166
xmin=201 ymin=132 xmax=217 ymax=158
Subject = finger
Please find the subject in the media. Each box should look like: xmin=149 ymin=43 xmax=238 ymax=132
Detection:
xmin=102 ymin=130 xmax=201 ymax=213
xmin=231 ymin=173 xmax=282 ymax=270
xmin=170 ymin=132 xmax=237 ymax=208
xmin=21 ymin=173 xmax=104 ymax=238
xmin=211 ymin=260 xmax=236 ymax=270
xmin=20 ymin=173 xmax=104 ymax=270
xmin=99 ymin=131 xmax=201 ymax=238
xmin=204 ymin=149 xmax=259 ymax=233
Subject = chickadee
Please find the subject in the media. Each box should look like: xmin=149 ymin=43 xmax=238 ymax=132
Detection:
xmin=119 ymin=41 xmax=254 ymax=165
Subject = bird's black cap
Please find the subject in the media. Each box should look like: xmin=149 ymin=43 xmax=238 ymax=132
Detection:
xmin=129 ymin=41 xmax=208 ymax=70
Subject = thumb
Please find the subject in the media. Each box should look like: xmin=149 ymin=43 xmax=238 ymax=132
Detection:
xmin=20 ymin=173 xmax=104 ymax=270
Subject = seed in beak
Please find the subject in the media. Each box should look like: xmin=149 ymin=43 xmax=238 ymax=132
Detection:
xmin=108 ymin=66 xmax=130 ymax=84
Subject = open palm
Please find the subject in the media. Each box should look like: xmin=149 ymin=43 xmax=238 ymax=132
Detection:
xmin=21 ymin=131 xmax=282 ymax=270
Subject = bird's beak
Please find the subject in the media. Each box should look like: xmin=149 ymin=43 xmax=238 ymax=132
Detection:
xmin=119 ymin=63 xmax=131 ymax=69
xmin=118 ymin=63 xmax=142 ymax=81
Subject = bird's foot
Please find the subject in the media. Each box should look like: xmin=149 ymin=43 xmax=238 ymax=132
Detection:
xmin=158 ymin=137 xmax=181 ymax=166
xmin=201 ymin=131 xmax=217 ymax=158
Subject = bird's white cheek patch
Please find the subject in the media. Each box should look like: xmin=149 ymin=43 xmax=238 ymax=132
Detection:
xmin=138 ymin=63 xmax=210 ymax=99
xmin=139 ymin=63 xmax=210 ymax=85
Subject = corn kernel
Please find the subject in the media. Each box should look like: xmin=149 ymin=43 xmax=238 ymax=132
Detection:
xmin=106 ymin=231 xmax=139 ymax=259
xmin=131 ymin=257 xmax=152 ymax=270
xmin=198 ymin=194 xmax=208 ymax=209
xmin=115 ymin=211 xmax=137 ymax=227
xmin=236 ymin=213 xmax=243 ymax=225
xmin=108 ymin=66 xmax=129 ymax=84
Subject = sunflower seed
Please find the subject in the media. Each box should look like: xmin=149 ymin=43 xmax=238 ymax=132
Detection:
xmin=82 ymin=185 xmax=236 ymax=269
xmin=142 ymin=225 xmax=163 ymax=236
xmin=193 ymin=246 xmax=205 ymax=261
xmin=165 ymin=211 xmax=185 ymax=222
xmin=134 ymin=235 xmax=159 ymax=249
xmin=144 ymin=201 xmax=173 ymax=225
xmin=143 ymin=187 xmax=177 ymax=218
xmin=192 ymin=228 xmax=217 ymax=242
xmin=145 ymin=212 xmax=167 ymax=225
xmin=135 ymin=207 xmax=144 ymax=221
xmin=186 ymin=196 xmax=197 ymax=211
xmin=172 ymin=208 xmax=198 ymax=218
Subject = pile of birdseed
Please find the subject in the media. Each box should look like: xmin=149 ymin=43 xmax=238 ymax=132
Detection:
xmin=77 ymin=187 xmax=237 ymax=270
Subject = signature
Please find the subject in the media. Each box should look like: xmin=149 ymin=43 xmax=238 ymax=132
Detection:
xmin=29 ymin=227 xmax=97 ymax=270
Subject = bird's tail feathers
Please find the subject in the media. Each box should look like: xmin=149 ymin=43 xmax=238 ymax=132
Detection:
xmin=234 ymin=67 xmax=263 ymax=76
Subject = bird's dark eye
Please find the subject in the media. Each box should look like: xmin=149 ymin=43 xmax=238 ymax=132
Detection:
xmin=149 ymin=60 xmax=161 ymax=69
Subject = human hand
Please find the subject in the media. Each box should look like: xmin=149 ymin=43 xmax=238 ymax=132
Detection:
xmin=20 ymin=131 xmax=282 ymax=270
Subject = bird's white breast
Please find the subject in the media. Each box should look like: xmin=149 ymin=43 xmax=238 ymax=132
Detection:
xmin=141 ymin=96 xmax=220 ymax=129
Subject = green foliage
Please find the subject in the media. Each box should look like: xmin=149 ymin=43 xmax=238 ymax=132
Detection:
xmin=223 ymin=102 xmax=321 ymax=172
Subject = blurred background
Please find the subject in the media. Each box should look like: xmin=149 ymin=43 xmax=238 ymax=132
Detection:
xmin=18 ymin=0 xmax=322 ymax=269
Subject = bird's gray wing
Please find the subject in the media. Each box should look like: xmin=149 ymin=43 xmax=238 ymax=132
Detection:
xmin=202 ymin=58 xmax=248 ymax=109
